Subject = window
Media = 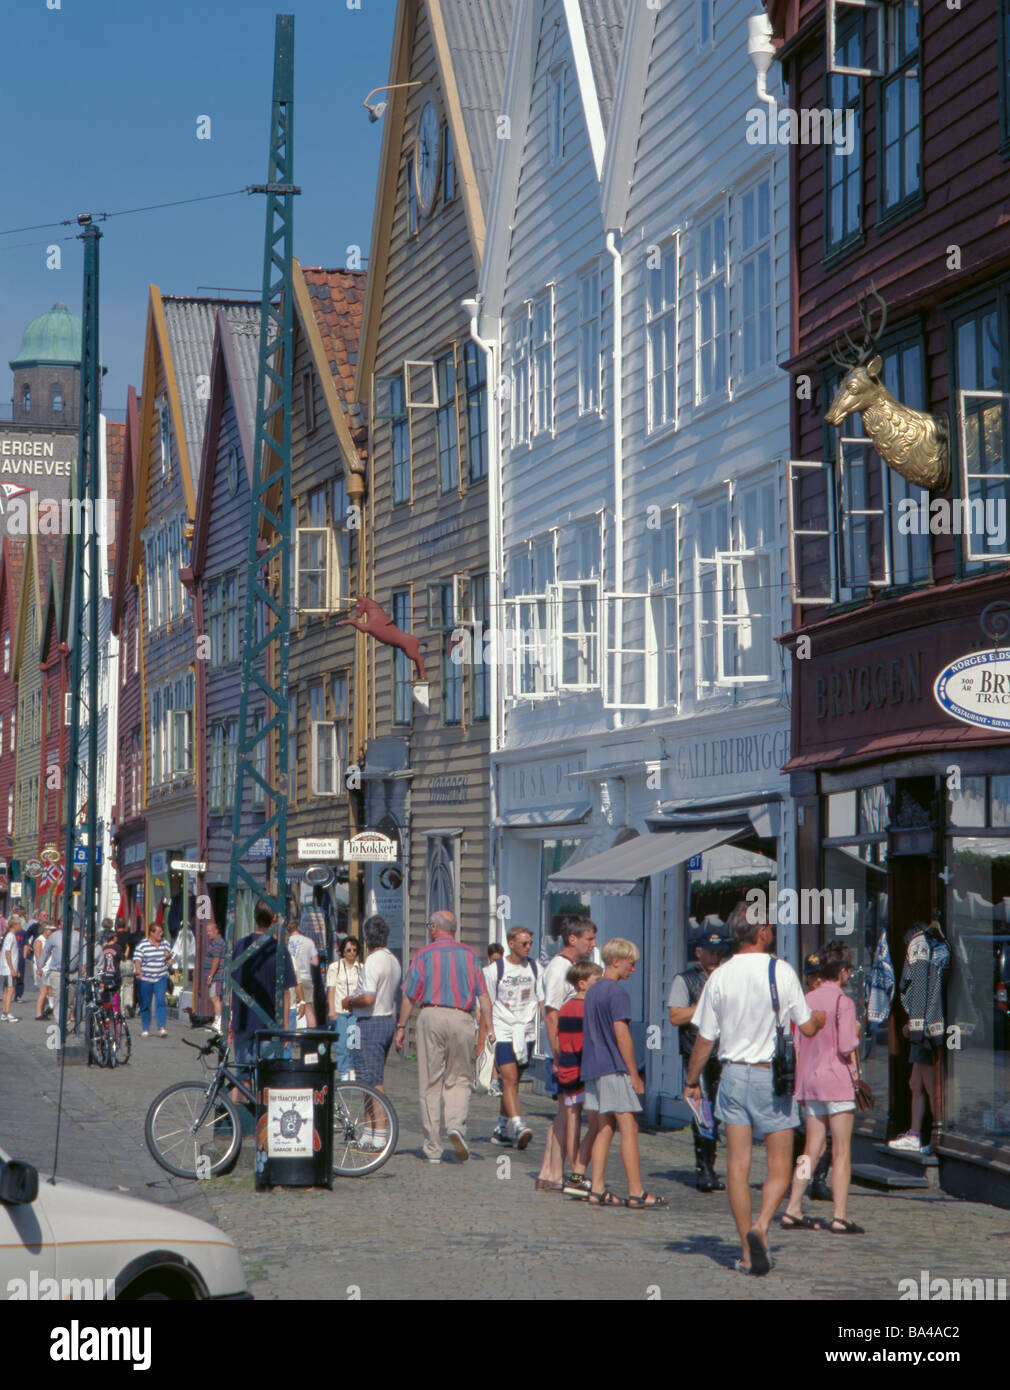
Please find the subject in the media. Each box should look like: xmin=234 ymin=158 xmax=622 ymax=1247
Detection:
xmin=251 ymin=710 xmax=267 ymax=806
xmin=697 ymin=213 xmax=728 ymax=401
xmin=406 ymin=155 xmax=418 ymax=236
xmin=646 ymin=238 xmax=679 ymax=431
xmin=171 ymin=675 xmax=194 ymax=775
xmin=471 ymin=575 xmax=490 ymax=722
xmin=207 ymin=576 xmax=223 ymax=666
xmin=442 ymin=123 xmax=455 ymax=204
xmin=155 ymin=527 xmax=167 ymax=628
xmin=2 ymin=631 xmax=7 ymax=674
xmin=699 ymin=0 xmax=713 ymax=46
xmin=288 ymin=691 xmax=298 ymax=804
xmin=533 ymin=290 xmax=554 ymax=436
xmin=209 ymin=722 xmax=224 ymax=814
xmin=392 ymin=590 xmax=412 ymax=726
xmin=390 ymin=375 xmax=410 ymax=506
xmin=130 ymin=731 xmax=140 ymax=815
xmin=296 ymin=526 xmax=338 ymax=613
xmin=310 ymin=679 xmax=338 ymax=798
xmin=433 ymin=581 xmax=464 ymax=726
xmin=827 ymin=19 xmax=863 ymax=249
xmin=578 ymin=269 xmax=603 ymax=416
xmin=51 ymin=384 xmax=63 ymax=414
xmin=559 ymin=524 xmax=601 ymax=690
xmin=955 ymin=303 xmax=1010 ymax=568
xmin=738 ymin=181 xmax=772 ymax=377
xmin=510 ymin=311 xmax=532 ymax=447
xmin=133 ymin=615 xmax=139 ymax=674
xmin=302 ymin=370 xmax=316 ymax=434
xmin=426 ymin=834 xmax=459 ymax=920
xmin=22 ymin=385 xmax=30 ymax=414
xmin=158 ymin=397 xmax=171 ymax=475
xmin=649 ymin=505 xmax=680 ymax=708
xmin=6 ymin=785 xmax=11 ymax=835
xmin=463 ymin=342 xmax=487 ymax=482
xmin=436 ymin=352 xmax=459 ymax=493
xmin=0 ymin=712 xmax=3 ymax=757
xmin=695 ymin=491 xmax=730 ymax=693
xmin=548 ymin=67 xmax=566 ymax=163
xmin=332 ymin=673 xmax=349 ymax=764
xmin=504 ymin=534 xmax=556 ymax=699
xmin=227 ymin=446 xmax=239 ymax=495
xmin=223 ymin=719 xmax=238 ymax=809
xmin=333 ymin=477 xmax=351 ymax=603
xmin=223 ymin=571 xmax=239 ymax=662
xmin=880 ymin=0 xmax=921 ymax=214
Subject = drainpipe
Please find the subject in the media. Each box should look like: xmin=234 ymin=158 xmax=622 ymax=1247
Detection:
xmin=180 ymin=562 xmax=207 ymax=1010
xmin=463 ymin=295 xmax=501 ymax=944
xmin=747 ymin=12 xmax=777 ymax=112
xmin=605 ymin=231 xmax=624 ymax=732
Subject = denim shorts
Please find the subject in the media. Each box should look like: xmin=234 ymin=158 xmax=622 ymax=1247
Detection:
xmin=715 ymin=1062 xmax=799 ymax=1137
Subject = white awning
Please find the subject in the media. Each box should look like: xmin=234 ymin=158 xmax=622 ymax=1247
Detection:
xmin=546 ymin=824 xmax=749 ymax=895
xmin=496 ymin=802 xmax=592 ymax=829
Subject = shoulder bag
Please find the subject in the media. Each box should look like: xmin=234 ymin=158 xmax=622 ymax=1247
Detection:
xmin=769 ymin=957 xmax=796 ymax=1097
xmin=837 ymin=994 xmax=874 ymax=1110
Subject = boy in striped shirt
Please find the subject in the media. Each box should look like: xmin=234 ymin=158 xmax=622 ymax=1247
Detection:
xmin=557 ymin=960 xmax=603 ymax=1196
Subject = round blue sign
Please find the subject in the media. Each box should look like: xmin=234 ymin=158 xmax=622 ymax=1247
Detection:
xmin=933 ymin=650 xmax=1010 ymax=731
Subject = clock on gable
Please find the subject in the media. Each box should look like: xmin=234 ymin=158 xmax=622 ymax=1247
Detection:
xmin=414 ymin=101 xmax=441 ymax=217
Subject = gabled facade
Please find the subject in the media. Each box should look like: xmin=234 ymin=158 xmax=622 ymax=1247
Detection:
xmin=355 ymin=0 xmax=511 ymax=958
xmin=283 ymin=264 xmax=366 ymax=940
xmin=0 ymin=539 xmax=26 ymax=912
xmin=37 ymin=556 xmax=67 ymax=913
xmin=190 ymin=309 xmax=267 ymax=943
xmin=111 ymin=390 xmax=145 ymax=930
xmin=129 ymin=290 xmax=258 ymax=936
xmin=770 ymin=0 xmax=1010 ymax=1195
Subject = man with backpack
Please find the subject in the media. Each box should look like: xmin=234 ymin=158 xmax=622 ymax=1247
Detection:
xmin=488 ymin=925 xmax=544 ymax=1150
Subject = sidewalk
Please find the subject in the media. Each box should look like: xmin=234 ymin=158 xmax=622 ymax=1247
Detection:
xmin=3 ymin=991 xmax=1009 ymax=1300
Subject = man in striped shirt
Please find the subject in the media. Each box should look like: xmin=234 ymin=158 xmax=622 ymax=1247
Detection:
xmin=395 ymin=910 xmax=491 ymax=1163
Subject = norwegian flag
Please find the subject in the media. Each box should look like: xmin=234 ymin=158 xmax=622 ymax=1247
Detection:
xmin=40 ymin=857 xmax=64 ymax=893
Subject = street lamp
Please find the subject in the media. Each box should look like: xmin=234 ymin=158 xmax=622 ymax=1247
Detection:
xmin=363 ymin=82 xmax=423 ymax=122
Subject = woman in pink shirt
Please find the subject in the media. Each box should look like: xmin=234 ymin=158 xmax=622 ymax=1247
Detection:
xmin=782 ymin=940 xmax=863 ymax=1234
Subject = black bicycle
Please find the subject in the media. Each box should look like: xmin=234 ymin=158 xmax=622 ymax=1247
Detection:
xmin=144 ymin=1035 xmax=398 ymax=1180
xmin=81 ymin=974 xmax=131 ymax=1068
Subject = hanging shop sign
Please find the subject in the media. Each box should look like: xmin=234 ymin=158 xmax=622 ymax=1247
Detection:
xmin=344 ymin=831 xmax=397 ymax=863
xmin=41 ymin=845 xmax=60 ymax=865
xmin=934 ymin=649 xmax=1010 ymax=732
xmin=23 ymin=859 xmax=43 ymax=878
xmin=297 ymin=837 xmax=342 ymax=860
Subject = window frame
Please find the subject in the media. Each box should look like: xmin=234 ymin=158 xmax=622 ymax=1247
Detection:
xmin=435 ymin=348 xmax=460 ymax=494
xmin=532 ymin=287 xmax=556 ymax=438
xmin=737 ymin=176 xmax=774 ymax=382
xmin=463 ymin=341 xmax=488 ymax=482
xmin=695 ymin=206 xmax=729 ymax=405
xmin=877 ymin=0 xmax=922 ymax=224
xmin=824 ymin=11 xmax=865 ymax=258
xmin=392 ymin=589 xmax=413 ymax=727
xmin=646 ymin=234 xmax=680 ymax=433
xmin=578 ymin=266 xmax=604 ymax=417
xmin=548 ymin=65 xmax=566 ymax=164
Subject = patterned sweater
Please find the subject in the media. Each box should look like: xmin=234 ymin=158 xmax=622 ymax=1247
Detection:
xmin=899 ymin=931 xmax=951 ymax=1042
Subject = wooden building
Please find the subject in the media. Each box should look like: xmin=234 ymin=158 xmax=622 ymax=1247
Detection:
xmin=354 ymin=0 xmax=511 ymax=957
xmin=0 ymin=539 xmax=26 ymax=913
xmin=771 ymin=0 xmax=1010 ymax=1199
xmin=110 ymin=391 xmax=146 ymax=931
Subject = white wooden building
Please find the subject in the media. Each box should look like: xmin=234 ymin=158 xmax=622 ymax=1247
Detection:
xmin=479 ymin=0 xmax=796 ymax=1121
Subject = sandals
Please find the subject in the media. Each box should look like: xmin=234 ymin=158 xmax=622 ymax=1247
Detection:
xmin=827 ymin=1218 xmax=865 ymax=1234
xmin=746 ymin=1228 xmax=772 ymax=1276
xmin=587 ymin=1189 xmax=626 ymax=1207
xmin=780 ymin=1213 xmax=821 ymax=1230
xmin=626 ymin=1191 xmax=668 ymax=1210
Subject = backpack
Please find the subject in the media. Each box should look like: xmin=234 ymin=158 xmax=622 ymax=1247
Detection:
xmin=492 ymin=954 xmax=538 ymax=996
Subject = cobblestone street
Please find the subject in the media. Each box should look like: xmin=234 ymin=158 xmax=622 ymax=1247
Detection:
xmin=3 ymin=1003 xmax=1009 ymax=1301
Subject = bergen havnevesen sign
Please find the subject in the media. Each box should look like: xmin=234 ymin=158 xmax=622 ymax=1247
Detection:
xmin=934 ymin=650 xmax=1010 ymax=732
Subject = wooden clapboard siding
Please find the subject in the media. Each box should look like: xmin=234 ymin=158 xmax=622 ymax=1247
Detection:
xmin=0 ymin=541 xmax=25 ymax=882
xmin=365 ymin=0 xmax=493 ymax=955
xmin=776 ymin=0 xmax=1010 ymax=614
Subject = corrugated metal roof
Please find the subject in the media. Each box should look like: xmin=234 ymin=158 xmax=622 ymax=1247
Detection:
xmin=160 ymin=297 xmax=260 ymax=490
xmin=578 ymin=0 xmax=629 ymax=132
xmin=222 ymin=308 xmax=262 ymax=443
xmin=437 ymin=0 xmax=513 ymax=214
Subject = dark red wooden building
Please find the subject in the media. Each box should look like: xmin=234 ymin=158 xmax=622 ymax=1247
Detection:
xmin=771 ymin=0 xmax=1010 ymax=1199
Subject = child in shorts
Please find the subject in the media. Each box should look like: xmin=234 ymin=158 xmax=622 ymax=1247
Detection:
xmin=557 ymin=960 xmax=603 ymax=1196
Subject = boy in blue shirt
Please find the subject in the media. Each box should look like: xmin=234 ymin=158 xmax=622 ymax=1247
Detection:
xmin=582 ymin=937 xmax=667 ymax=1209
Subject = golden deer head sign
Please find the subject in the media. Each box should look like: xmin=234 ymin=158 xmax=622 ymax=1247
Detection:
xmin=824 ymin=285 xmax=950 ymax=491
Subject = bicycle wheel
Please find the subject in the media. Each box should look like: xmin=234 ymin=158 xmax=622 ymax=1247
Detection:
xmin=145 ymin=1082 xmax=241 ymax=1180
xmin=112 ymin=1015 xmax=131 ymax=1067
xmin=87 ymin=1011 xmax=109 ymax=1068
xmin=332 ymin=1082 xmax=398 ymax=1176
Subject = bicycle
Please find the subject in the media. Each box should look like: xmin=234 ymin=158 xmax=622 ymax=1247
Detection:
xmin=144 ymin=1034 xmax=399 ymax=1180
xmin=81 ymin=974 xmax=132 ymax=1068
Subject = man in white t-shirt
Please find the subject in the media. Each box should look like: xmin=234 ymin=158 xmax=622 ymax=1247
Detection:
xmin=1 ymin=920 xmax=20 ymax=1022
xmin=487 ymin=926 xmax=544 ymax=1149
xmin=286 ymin=918 xmax=319 ymax=1028
xmin=535 ymin=915 xmax=598 ymax=1191
xmin=344 ymin=916 xmax=402 ymax=1150
xmin=686 ymin=901 xmax=826 ymax=1277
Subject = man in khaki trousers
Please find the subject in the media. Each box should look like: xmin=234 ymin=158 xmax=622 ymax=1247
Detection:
xmin=395 ymin=911 xmax=491 ymax=1163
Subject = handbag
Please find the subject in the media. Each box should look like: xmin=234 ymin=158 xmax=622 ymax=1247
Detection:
xmin=837 ymin=995 xmax=874 ymax=1110
xmin=769 ymin=958 xmax=796 ymax=1097
xmin=474 ymin=1036 xmax=496 ymax=1093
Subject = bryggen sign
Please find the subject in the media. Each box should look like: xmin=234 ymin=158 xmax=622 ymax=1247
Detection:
xmin=814 ymin=652 xmax=922 ymax=721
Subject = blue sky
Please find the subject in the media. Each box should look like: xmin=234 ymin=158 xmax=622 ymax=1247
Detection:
xmin=0 ymin=0 xmax=397 ymax=412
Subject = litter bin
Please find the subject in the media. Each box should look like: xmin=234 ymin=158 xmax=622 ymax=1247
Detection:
xmin=254 ymin=1029 xmax=335 ymax=1190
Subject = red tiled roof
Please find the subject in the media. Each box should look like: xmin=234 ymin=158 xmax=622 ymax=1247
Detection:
xmin=300 ymin=267 xmax=368 ymax=460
